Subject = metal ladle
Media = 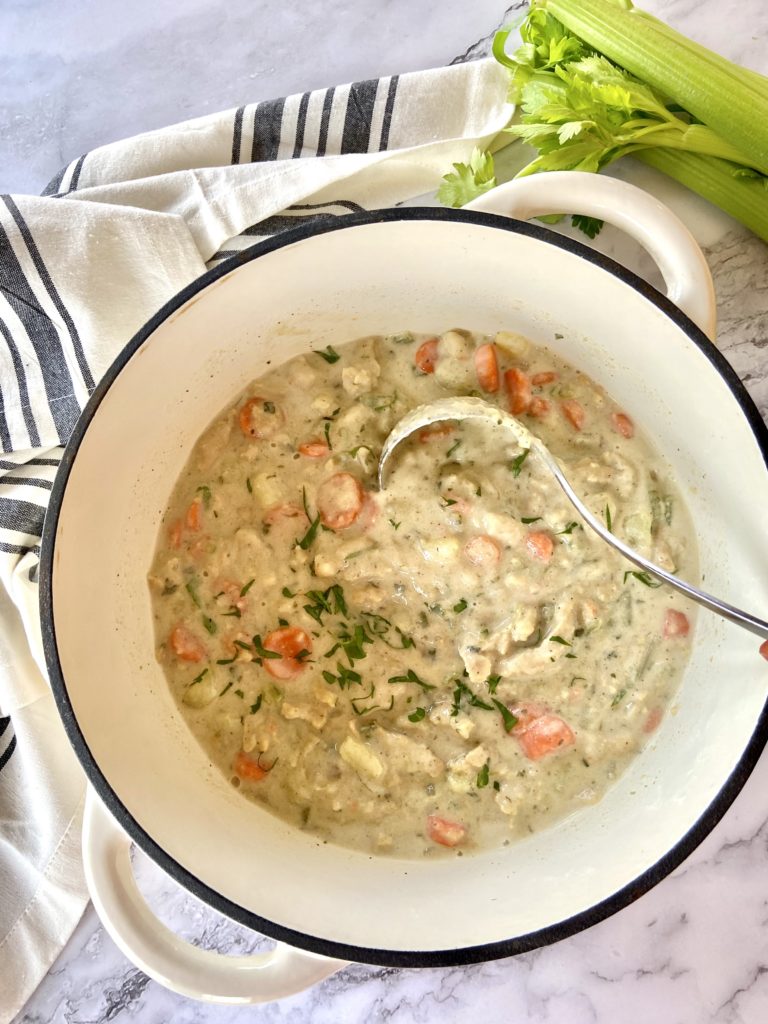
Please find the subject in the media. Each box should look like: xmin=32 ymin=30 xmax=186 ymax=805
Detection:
xmin=378 ymin=396 xmax=768 ymax=643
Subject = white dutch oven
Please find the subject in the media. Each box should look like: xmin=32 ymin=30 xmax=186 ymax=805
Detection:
xmin=40 ymin=173 xmax=768 ymax=1003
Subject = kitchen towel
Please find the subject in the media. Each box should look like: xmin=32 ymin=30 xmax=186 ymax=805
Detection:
xmin=0 ymin=56 xmax=511 ymax=1019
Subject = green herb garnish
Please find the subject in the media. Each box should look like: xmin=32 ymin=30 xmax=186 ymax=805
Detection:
xmin=185 ymin=580 xmax=202 ymax=608
xmin=316 ymin=345 xmax=341 ymax=364
xmin=487 ymin=674 xmax=501 ymax=695
xmin=611 ymin=688 xmax=628 ymax=708
xmin=252 ymin=634 xmax=282 ymax=660
xmin=389 ymin=519 xmax=401 ymax=530
xmin=557 ymin=522 xmax=581 ymax=535
xmin=437 ymin=146 xmax=497 ymax=208
xmin=624 ymin=570 xmax=662 ymax=588
xmin=408 ymin=707 xmax=427 ymax=722
xmin=451 ymin=680 xmax=494 ymax=716
xmin=510 ymin=448 xmax=530 ymax=478
xmin=322 ymin=663 xmax=363 ymax=689
xmin=493 ymin=698 xmax=519 ymax=733
xmin=216 ymin=656 xmax=237 ymax=665
xmin=476 ymin=761 xmax=490 ymax=788
xmin=262 ymin=400 xmax=276 ymax=414
xmin=446 ymin=439 xmax=462 ymax=459
xmin=549 ymin=635 xmax=572 ymax=646
xmin=220 ymin=680 xmax=233 ymax=697
xmin=250 ymin=695 xmax=263 ymax=714
xmin=202 ymin=616 xmax=217 ymax=635
xmin=196 ymin=485 xmax=212 ymax=507
xmin=604 ymin=504 xmax=613 ymax=532
xmin=281 ymin=586 xmax=295 ymax=598
xmin=521 ymin=516 xmax=542 ymax=525
xmin=246 ymin=476 xmax=253 ymax=494
xmin=440 ymin=497 xmax=458 ymax=507
xmin=240 ymin=578 xmax=256 ymax=597
xmin=323 ymin=420 xmax=333 ymax=449
xmin=191 ymin=668 xmax=208 ymax=685
xmin=453 ymin=598 xmax=468 ymax=614
xmin=388 ymin=668 xmax=436 ymax=693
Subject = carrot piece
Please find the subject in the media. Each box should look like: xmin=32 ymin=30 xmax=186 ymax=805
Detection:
xmin=761 ymin=640 xmax=768 ymax=661
xmin=169 ymin=625 xmax=206 ymax=663
xmin=185 ymin=497 xmax=202 ymax=532
xmin=464 ymin=535 xmax=501 ymax=569
xmin=263 ymin=503 xmax=308 ymax=526
xmin=168 ymin=519 xmax=183 ymax=549
xmin=528 ymin=397 xmax=550 ymax=419
xmin=643 ymin=707 xmax=664 ymax=734
xmin=515 ymin=713 xmax=575 ymax=760
xmin=525 ymin=531 xmax=554 ymax=561
xmin=531 ymin=371 xmax=557 ymax=386
xmin=611 ymin=411 xmax=635 ymax=439
xmin=427 ymin=814 xmax=466 ymax=848
xmin=418 ymin=423 xmax=455 ymax=444
xmin=504 ymin=368 xmax=532 ymax=415
xmin=474 ymin=343 xmax=500 ymax=393
xmin=561 ymin=399 xmax=585 ymax=431
xmin=263 ymin=626 xmax=312 ymax=680
xmin=316 ymin=473 xmax=364 ymax=529
xmin=234 ymin=751 xmax=268 ymax=783
xmin=663 ymin=609 xmax=690 ymax=638
xmin=238 ymin=397 xmax=281 ymax=439
xmin=298 ymin=439 xmax=330 ymax=458
xmin=414 ymin=337 xmax=440 ymax=374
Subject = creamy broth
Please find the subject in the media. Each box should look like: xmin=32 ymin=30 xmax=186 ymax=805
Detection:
xmin=149 ymin=329 xmax=696 ymax=857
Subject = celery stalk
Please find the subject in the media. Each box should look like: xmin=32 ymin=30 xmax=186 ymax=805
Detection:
xmin=637 ymin=149 xmax=768 ymax=243
xmin=540 ymin=0 xmax=768 ymax=174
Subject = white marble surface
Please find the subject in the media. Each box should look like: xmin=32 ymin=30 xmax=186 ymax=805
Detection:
xmin=6 ymin=0 xmax=768 ymax=1021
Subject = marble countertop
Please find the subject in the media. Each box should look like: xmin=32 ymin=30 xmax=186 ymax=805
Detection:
xmin=6 ymin=1 xmax=768 ymax=1021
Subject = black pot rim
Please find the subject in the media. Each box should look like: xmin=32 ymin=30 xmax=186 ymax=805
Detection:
xmin=40 ymin=206 xmax=768 ymax=969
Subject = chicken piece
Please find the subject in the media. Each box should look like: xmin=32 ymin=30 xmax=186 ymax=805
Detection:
xmin=281 ymin=700 xmax=332 ymax=730
xmin=342 ymin=363 xmax=380 ymax=397
xmin=429 ymin=702 xmax=475 ymax=739
xmin=339 ymin=735 xmax=385 ymax=779
xmin=447 ymin=744 xmax=490 ymax=794
xmin=374 ymin=729 xmax=443 ymax=779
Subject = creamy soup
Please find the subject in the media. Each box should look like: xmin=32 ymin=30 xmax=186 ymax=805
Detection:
xmin=149 ymin=329 xmax=696 ymax=857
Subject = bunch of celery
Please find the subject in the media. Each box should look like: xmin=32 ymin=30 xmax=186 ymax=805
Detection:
xmin=438 ymin=0 xmax=768 ymax=242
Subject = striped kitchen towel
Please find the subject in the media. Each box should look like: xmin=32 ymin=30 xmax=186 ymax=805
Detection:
xmin=0 ymin=57 xmax=511 ymax=1019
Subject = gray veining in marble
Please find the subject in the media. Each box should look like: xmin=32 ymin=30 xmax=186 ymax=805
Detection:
xmin=5 ymin=0 xmax=768 ymax=1021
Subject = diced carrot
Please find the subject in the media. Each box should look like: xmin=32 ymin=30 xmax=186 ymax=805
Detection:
xmin=316 ymin=473 xmax=365 ymax=529
xmin=414 ymin=337 xmax=440 ymax=374
xmin=263 ymin=503 xmax=308 ymax=526
xmin=418 ymin=423 xmax=455 ymax=444
xmin=464 ymin=534 xmax=501 ymax=569
xmin=528 ymin=397 xmax=550 ymax=419
xmin=185 ymin=497 xmax=202 ymax=532
xmin=234 ymin=751 xmax=268 ymax=783
xmin=504 ymin=368 xmax=532 ymax=415
xmin=263 ymin=626 xmax=312 ymax=679
xmin=509 ymin=702 xmax=574 ymax=760
xmin=643 ymin=707 xmax=664 ymax=734
xmin=611 ymin=411 xmax=635 ymax=439
xmin=169 ymin=624 xmax=206 ymax=662
xmin=516 ymin=713 xmax=575 ymax=760
xmin=427 ymin=814 xmax=466 ymax=848
xmin=531 ymin=371 xmax=557 ymax=386
xmin=761 ymin=640 xmax=768 ymax=661
xmin=168 ymin=519 xmax=183 ymax=549
xmin=238 ymin=397 xmax=282 ymax=439
xmin=663 ymin=609 xmax=690 ymax=638
xmin=298 ymin=439 xmax=330 ymax=458
xmin=525 ymin=531 xmax=554 ymax=561
xmin=561 ymin=399 xmax=585 ymax=431
xmin=474 ymin=343 xmax=500 ymax=393
xmin=356 ymin=492 xmax=380 ymax=532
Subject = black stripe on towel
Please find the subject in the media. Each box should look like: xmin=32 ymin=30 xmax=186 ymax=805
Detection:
xmin=0 ymin=717 xmax=9 ymax=738
xmin=242 ymin=212 xmax=335 ymax=237
xmin=252 ymin=97 xmax=286 ymax=162
xmin=42 ymin=167 xmax=67 ymax=197
xmin=0 ymin=386 xmax=12 ymax=452
xmin=0 ymin=476 xmax=53 ymax=490
xmin=3 ymin=196 xmax=95 ymax=392
xmin=231 ymin=106 xmax=245 ymax=164
xmin=0 ymin=315 xmax=42 ymax=448
xmin=316 ymin=87 xmax=335 ymax=157
xmin=292 ymin=92 xmax=311 ymax=158
xmin=379 ymin=75 xmax=399 ymax=150
xmin=67 ymin=154 xmax=86 ymax=193
xmin=0 ymin=496 xmax=46 ymax=537
xmin=291 ymin=200 xmax=366 ymax=214
xmin=340 ymin=79 xmax=379 ymax=155
xmin=0 ymin=733 xmax=17 ymax=775
xmin=0 ymin=540 xmax=40 ymax=556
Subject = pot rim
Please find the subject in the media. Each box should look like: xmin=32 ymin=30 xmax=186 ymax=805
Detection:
xmin=40 ymin=206 xmax=768 ymax=968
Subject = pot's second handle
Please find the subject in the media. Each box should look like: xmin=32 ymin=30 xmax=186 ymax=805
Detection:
xmin=465 ymin=172 xmax=717 ymax=341
xmin=82 ymin=788 xmax=348 ymax=1003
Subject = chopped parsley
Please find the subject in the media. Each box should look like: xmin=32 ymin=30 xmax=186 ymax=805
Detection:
xmin=453 ymin=598 xmax=468 ymax=614
xmin=262 ymin=400 xmax=276 ymax=414
xmin=325 ymin=623 xmax=374 ymax=666
xmin=388 ymin=668 xmax=436 ymax=693
xmin=510 ymin=448 xmax=530 ymax=477
xmin=440 ymin=497 xmax=458 ymax=507
xmin=250 ymin=695 xmax=263 ymax=714
xmin=549 ymin=635 xmax=572 ymax=646
xmin=219 ymin=680 xmax=233 ymax=697
xmin=281 ymin=586 xmax=295 ymax=598
xmin=251 ymin=635 xmax=282 ymax=660
xmin=190 ymin=668 xmax=208 ymax=685
xmin=557 ymin=521 xmax=581 ymax=535
xmin=234 ymin=689 xmax=244 ymax=699
xmin=216 ymin=656 xmax=237 ymax=665
xmin=604 ymin=504 xmax=613 ymax=532
xmin=304 ymin=584 xmax=347 ymax=625
xmin=493 ymin=698 xmax=519 ymax=733
xmin=246 ymin=476 xmax=253 ymax=494
xmin=202 ymin=615 xmax=217 ymax=635
xmin=315 ymin=345 xmax=341 ymax=364
xmin=350 ymin=683 xmax=394 ymax=717
xmin=446 ymin=439 xmax=462 ymax=459
xmin=486 ymin=674 xmax=501 ymax=695
xmin=408 ymin=707 xmax=427 ymax=723
xmin=323 ymin=420 xmax=333 ymax=449
xmin=297 ymin=486 xmax=322 ymax=550
xmin=240 ymin=578 xmax=256 ymax=597
xmin=389 ymin=518 xmax=401 ymax=530
xmin=521 ymin=516 xmax=541 ymax=525
xmin=196 ymin=485 xmax=212 ymax=507
xmin=623 ymin=570 xmax=662 ymax=588
xmin=322 ymin=663 xmax=363 ymax=689
xmin=185 ymin=580 xmax=202 ymax=608
xmin=476 ymin=761 xmax=490 ymax=788
xmin=611 ymin=688 xmax=628 ymax=709
xmin=451 ymin=680 xmax=494 ymax=716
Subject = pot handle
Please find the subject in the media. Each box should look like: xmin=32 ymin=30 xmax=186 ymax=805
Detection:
xmin=82 ymin=787 xmax=348 ymax=1003
xmin=465 ymin=172 xmax=717 ymax=341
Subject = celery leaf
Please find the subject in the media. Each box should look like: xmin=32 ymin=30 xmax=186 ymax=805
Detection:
xmin=437 ymin=148 xmax=497 ymax=208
